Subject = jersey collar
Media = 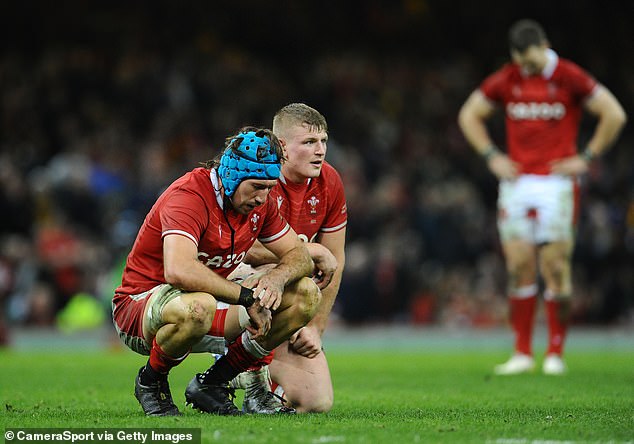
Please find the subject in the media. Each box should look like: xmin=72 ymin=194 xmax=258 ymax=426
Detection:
xmin=279 ymin=174 xmax=312 ymax=187
xmin=541 ymin=48 xmax=558 ymax=79
xmin=209 ymin=168 xmax=225 ymax=209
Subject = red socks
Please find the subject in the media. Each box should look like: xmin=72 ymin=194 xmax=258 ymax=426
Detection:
xmin=149 ymin=337 xmax=188 ymax=374
xmin=545 ymin=299 xmax=568 ymax=356
xmin=508 ymin=286 xmax=569 ymax=358
xmin=225 ymin=333 xmax=261 ymax=371
xmin=509 ymin=295 xmax=537 ymax=356
xmin=208 ymin=307 xmax=228 ymax=337
xmin=202 ymin=332 xmax=272 ymax=384
xmin=247 ymin=351 xmax=275 ymax=371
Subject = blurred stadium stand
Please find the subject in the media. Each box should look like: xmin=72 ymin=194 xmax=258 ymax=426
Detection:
xmin=0 ymin=1 xmax=632 ymax=342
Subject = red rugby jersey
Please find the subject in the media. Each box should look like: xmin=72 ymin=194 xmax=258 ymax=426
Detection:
xmin=272 ymin=162 xmax=347 ymax=243
xmin=115 ymin=167 xmax=289 ymax=298
xmin=480 ymin=51 xmax=597 ymax=174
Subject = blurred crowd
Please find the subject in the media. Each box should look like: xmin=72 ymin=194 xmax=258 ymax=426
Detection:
xmin=1 ymin=2 xmax=632 ymax=342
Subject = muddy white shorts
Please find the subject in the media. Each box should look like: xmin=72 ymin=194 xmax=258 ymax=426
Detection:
xmin=113 ymin=283 xmax=249 ymax=356
xmin=497 ymin=174 xmax=577 ymax=244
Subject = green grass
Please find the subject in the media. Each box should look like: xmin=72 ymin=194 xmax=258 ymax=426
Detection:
xmin=1 ymin=348 xmax=633 ymax=443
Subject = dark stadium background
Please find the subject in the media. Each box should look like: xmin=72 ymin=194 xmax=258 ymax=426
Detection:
xmin=0 ymin=1 xmax=631 ymax=339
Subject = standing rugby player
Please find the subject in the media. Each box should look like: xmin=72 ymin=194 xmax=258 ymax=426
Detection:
xmin=458 ymin=19 xmax=626 ymax=375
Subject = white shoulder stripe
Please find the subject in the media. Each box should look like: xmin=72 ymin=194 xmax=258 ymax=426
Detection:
xmin=259 ymin=223 xmax=291 ymax=243
xmin=320 ymin=221 xmax=347 ymax=233
xmin=162 ymin=229 xmax=199 ymax=246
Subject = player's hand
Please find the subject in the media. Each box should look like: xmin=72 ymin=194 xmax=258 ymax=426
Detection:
xmin=250 ymin=271 xmax=286 ymax=311
xmin=240 ymin=265 xmax=273 ymax=289
xmin=245 ymin=303 xmax=272 ymax=339
xmin=549 ymin=155 xmax=590 ymax=176
xmin=309 ymin=243 xmax=337 ymax=290
xmin=289 ymin=326 xmax=322 ymax=358
xmin=488 ymin=153 xmax=519 ymax=181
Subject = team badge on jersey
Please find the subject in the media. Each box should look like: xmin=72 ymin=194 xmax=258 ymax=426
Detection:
xmin=250 ymin=213 xmax=260 ymax=231
xmin=307 ymin=196 xmax=320 ymax=214
xmin=277 ymin=196 xmax=283 ymax=209
xmin=512 ymin=85 xmax=521 ymax=97
xmin=548 ymin=82 xmax=558 ymax=97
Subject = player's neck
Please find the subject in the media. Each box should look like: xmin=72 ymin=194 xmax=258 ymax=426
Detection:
xmin=281 ymin=169 xmax=309 ymax=185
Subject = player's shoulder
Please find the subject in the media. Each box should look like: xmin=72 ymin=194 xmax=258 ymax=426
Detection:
xmin=314 ymin=162 xmax=344 ymax=194
xmin=489 ymin=62 xmax=519 ymax=81
xmin=553 ymin=57 xmax=590 ymax=77
xmin=556 ymin=57 xmax=583 ymax=70
xmin=552 ymin=57 xmax=597 ymax=93
xmin=188 ymin=167 xmax=212 ymax=183
xmin=320 ymin=161 xmax=344 ymax=183
xmin=170 ymin=167 xmax=209 ymax=188
xmin=481 ymin=63 xmax=520 ymax=95
xmin=164 ymin=167 xmax=215 ymax=206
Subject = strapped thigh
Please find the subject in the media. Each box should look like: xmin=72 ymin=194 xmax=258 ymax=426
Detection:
xmin=144 ymin=284 xmax=187 ymax=337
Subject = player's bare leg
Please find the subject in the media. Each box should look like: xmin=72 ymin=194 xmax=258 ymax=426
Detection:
xmin=185 ymin=277 xmax=321 ymax=414
xmin=136 ymin=289 xmax=217 ymax=416
xmin=269 ymin=341 xmax=334 ymax=413
xmin=494 ymin=239 xmax=539 ymax=375
xmin=150 ymin=292 xmax=217 ymax=355
xmin=539 ymin=240 xmax=573 ymax=375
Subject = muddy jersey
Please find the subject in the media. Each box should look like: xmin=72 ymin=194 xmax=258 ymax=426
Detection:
xmin=272 ymin=162 xmax=347 ymax=242
xmin=480 ymin=51 xmax=597 ymax=174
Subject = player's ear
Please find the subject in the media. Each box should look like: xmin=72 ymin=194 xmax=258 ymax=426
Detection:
xmin=279 ymin=139 xmax=288 ymax=157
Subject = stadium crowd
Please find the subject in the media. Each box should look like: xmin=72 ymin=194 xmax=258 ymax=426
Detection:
xmin=0 ymin=2 xmax=632 ymax=342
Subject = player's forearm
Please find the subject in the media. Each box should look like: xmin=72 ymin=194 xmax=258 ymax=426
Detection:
xmin=584 ymin=88 xmax=627 ymax=158
xmin=461 ymin=120 xmax=494 ymax=154
xmin=245 ymin=241 xmax=280 ymax=267
xmin=269 ymin=244 xmax=314 ymax=285
xmin=308 ymin=269 xmax=342 ymax=335
xmin=585 ymin=109 xmax=627 ymax=158
xmin=165 ymin=258 xmax=242 ymax=304
xmin=305 ymin=242 xmax=332 ymax=266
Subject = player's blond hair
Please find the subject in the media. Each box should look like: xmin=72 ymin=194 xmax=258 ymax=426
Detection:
xmin=273 ymin=103 xmax=328 ymax=137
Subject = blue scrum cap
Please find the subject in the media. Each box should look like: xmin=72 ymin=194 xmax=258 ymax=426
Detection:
xmin=218 ymin=130 xmax=281 ymax=197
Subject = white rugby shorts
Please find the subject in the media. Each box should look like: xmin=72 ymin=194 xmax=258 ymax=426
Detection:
xmin=497 ymin=174 xmax=577 ymax=244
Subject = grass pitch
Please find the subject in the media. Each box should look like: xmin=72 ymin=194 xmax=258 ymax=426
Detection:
xmin=1 ymin=340 xmax=633 ymax=443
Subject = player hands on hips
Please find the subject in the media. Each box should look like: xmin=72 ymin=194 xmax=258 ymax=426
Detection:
xmin=111 ymin=126 xmax=322 ymax=416
xmin=458 ymin=19 xmax=626 ymax=375
xmin=228 ymin=103 xmax=347 ymax=413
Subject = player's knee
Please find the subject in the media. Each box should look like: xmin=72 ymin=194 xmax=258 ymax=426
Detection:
xmin=506 ymin=266 xmax=522 ymax=290
xmin=554 ymin=258 xmax=570 ymax=279
xmin=295 ymin=392 xmax=333 ymax=413
xmin=177 ymin=297 xmax=215 ymax=337
xmin=506 ymin=262 xmax=535 ymax=289
xmin=309 ymin=394 xmax=334 ymax=413
xmin=541 ymin=257 xmax=569 ymax=286
xmin=293 ymin=277 xmax=321 ymax=324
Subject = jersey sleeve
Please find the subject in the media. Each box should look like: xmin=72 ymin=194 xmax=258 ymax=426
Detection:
xmin=258 ymin=197 xmax=291 ymax=243
xmin=479 ymin=66 xmax=508 ymax=104
xmin=321 ymin=166 xmax=347 ymax=233
xmin=160 ymin=188 xmax=208 ymax=246
xmin=565 ymin=62 xmax=598 ymax=102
